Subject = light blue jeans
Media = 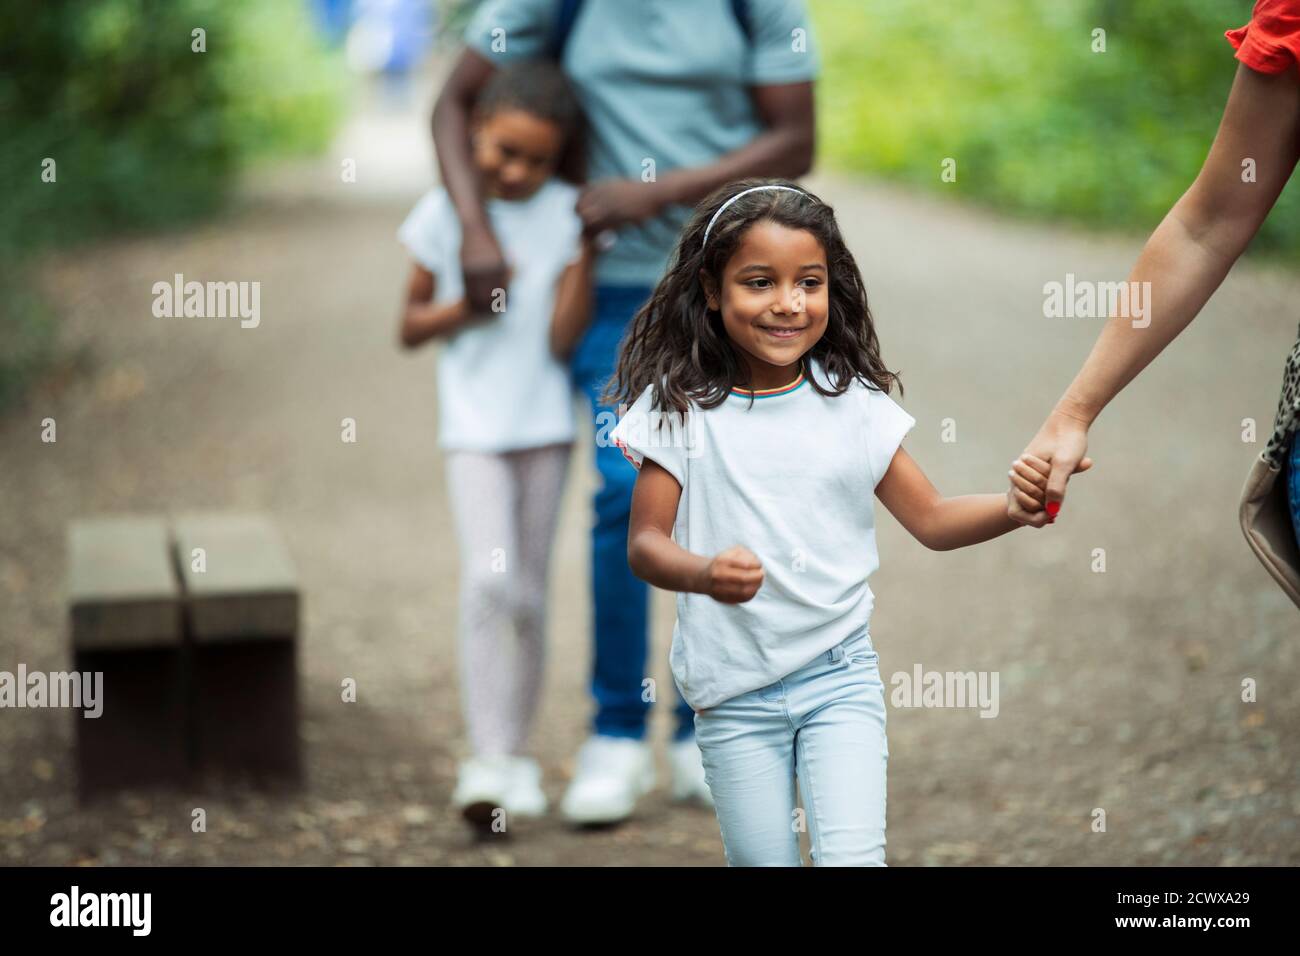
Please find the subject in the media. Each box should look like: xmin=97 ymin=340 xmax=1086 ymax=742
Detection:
xmin=693 ymin=627 xmax=889 ymax=866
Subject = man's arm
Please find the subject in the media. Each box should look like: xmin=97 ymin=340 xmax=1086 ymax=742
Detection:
xmin=653 ymin=0 xmax=821 ymax=208
xmin=575 ymin=81 xmax=816 ymax=236
xmin=658 ymin=81 xmax=816 ymax=205
xmin=431 ymin=48 xmax=508 ymax=312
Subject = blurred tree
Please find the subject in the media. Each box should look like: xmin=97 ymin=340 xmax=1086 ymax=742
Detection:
xmin=814 ymin=0 xmax=1300 ymax=254
xmin=0 ymin=0 xmax=345 ymax=407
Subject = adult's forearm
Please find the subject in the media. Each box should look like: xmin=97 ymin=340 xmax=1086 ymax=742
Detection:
xmin=1053 ymin=63 xmax=1300 ymax=428
xmin=432 ymin=90 xmax=490 ymax=233
xmin=658 ymin=125 xmax=813 ymax=207
xmin=1055 ymin=201 xmax=1241 ymax=426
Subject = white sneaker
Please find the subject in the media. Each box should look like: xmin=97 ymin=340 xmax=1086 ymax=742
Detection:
xmin=503 ymin=756 xmax=548 ymax=819
xmin=669 ymin=736 xmax=714 ymax=807
xmin=451 ymin=755 xmax=512 ymax=828
xmin=560 ymin=735 xmax=655 ymax=825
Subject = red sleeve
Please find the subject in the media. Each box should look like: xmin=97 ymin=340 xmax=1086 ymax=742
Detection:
xmin=1226 ymin=0 xmax=1300 ymax=74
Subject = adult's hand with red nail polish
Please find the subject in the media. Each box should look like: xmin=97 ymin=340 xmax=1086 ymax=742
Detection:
xmin=1018 ymin=407 xmax=1094 ymax=522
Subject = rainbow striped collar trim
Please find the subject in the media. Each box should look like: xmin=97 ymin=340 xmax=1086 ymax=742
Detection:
xmin=730 ymin=370 xmax=807 ymax=399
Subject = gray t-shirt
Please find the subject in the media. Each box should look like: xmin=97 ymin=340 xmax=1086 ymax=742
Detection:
xmin=463 ymin=0 xmax=819 ymax=286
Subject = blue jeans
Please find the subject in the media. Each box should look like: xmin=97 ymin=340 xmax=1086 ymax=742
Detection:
xmin=694 ymin=627 xmax=889 ymax=866
xmin=1289 ymin=431 xmax=1300 ymax=552
xmin=570 ymin=284 xmax=696 ymax=742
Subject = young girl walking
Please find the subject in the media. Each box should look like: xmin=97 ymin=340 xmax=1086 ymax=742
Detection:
xmin=605 ymin=178 xmax=1090 ymax=865
xmin=397 ymin=60 xmax=594 ymax=830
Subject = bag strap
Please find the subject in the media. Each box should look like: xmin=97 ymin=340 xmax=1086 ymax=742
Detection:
xmin=550 ymin=0 xmax=752 ymax=60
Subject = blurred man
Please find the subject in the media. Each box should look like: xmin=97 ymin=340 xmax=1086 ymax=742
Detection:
xmin=432 ymin=0 xmax=819 ymax=825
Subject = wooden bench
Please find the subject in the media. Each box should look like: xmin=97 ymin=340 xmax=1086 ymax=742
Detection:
xmin=67 ymin=513 xmax=302 ymax=800
xmin=172 ymin=513 xmax=302 ymax=788
xmin=68 ymin=516 xmax=189 ymax=800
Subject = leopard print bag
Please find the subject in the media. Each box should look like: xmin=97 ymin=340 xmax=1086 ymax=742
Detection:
xmin=1240 ymin=322 xmax=1300 ymax=610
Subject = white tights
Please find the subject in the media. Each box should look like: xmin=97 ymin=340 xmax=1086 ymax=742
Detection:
xmin=443 ymin=442 xmax=572 ymax=757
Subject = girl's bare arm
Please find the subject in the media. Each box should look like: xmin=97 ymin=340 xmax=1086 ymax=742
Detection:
xmin=398 ymin=264 xmax=481 ymax=349
xmin=627 ymin=458 xmax=710 ymax=592
xmin=626 ymin=458 xmax=765 ymax=602
xmin=549 ymin=236 xmax=597 ymax=360
xmin=876 ymin=447 xmax=1047 ymax=550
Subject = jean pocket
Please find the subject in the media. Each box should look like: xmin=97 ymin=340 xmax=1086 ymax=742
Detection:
xmin=844 ymin=628 xmax=877 ymax=664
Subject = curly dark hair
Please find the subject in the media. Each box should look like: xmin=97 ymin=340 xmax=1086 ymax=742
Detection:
xmin=600 ymin=177 xmax=902 ymax=415
xmin=473 ymin=60 xmax=586 ymax=184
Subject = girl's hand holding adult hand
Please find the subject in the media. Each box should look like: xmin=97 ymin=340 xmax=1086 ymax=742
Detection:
xmin=701 ymin=545 xmax=764 ymax=604
xmin=1006 ymin=454 xmax=1055 ymax=528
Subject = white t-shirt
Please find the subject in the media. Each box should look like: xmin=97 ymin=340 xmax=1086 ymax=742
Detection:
xmin=397 ymin=179 xmax=582 ymax=452
xmin=608 ymin=358 xmax=916 ymax=711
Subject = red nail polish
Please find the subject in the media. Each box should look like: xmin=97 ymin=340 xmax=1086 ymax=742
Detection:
xmin=1045 ymin=501 xmax=1061 ymax=518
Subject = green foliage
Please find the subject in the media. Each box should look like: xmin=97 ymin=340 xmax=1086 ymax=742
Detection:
xmin=813 ymin=0 xmax=1300 ymax=254
xmin=0 ymin=0 xmax=344 ymax=246
xmin=0 ymin=0 xmax=344 ymax=407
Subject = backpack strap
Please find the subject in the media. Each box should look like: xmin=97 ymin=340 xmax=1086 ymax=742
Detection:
xmin=551 ymin=0 xmax=751 ymax=60
xmin=730 ymin=0 xmax=752 ymax=43
xmin=550 ymin=0 xmax=584 ymax=59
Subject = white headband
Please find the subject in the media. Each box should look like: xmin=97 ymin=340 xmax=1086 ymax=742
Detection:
xmin=701 ymin=185 xmax=818 ymax=247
